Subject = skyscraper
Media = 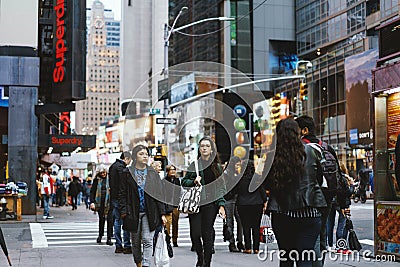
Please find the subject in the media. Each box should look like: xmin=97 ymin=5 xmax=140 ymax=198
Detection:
xmin=75 ymin=0 xmax=120 ymax=135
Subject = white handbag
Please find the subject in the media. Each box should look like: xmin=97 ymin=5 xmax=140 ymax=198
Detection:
xmin=178 ymin=160 xmax=202 ymax=214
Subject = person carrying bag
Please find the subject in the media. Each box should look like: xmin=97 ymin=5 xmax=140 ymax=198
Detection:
xmin=178 ymin=159 xmax=202 ymax=214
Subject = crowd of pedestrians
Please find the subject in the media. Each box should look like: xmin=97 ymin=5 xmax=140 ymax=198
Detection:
xmin=36 ymin=114 xmax=363 ymax=267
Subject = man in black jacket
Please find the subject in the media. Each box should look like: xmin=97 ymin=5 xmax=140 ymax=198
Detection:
xmin=109 ymin=151 xmax=132 ymax=254
xmin=296 ymin=115 xmax=344 ymax=266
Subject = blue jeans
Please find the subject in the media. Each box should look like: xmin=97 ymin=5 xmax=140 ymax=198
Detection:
xmin=112 ymin=200 xmax=131 ymax=248
xmin=131 ymin=213 xmax=154 ymax=266
xmin=43 ymin=195 xmax=50 ymax=216
xmin=326 ymin=204 xmax=347 ymax=247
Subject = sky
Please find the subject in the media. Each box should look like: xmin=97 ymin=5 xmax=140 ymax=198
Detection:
xmin=87 ymin=0 xmax=121 ymax=20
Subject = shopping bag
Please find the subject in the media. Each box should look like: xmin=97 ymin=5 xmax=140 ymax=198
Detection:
xmin=259 ymin=213 xmax=274 ymax=243
xmin=178 ymin=160 xmax=202 ymax=214
xmin=178 ymin=185 xmax=202 ymax=214
xmin=154 ymin=228 xmax=170 ymax=267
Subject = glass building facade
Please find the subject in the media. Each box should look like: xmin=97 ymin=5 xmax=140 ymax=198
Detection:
xmin=276 ymin=0 xmax=381 ymax=172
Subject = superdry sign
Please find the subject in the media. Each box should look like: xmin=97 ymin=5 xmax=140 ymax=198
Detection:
xmin=53 ymin=0 xmax=67 ymax=83
xmin=38 ymin=134 xmax=96 ymax=151
xmin=52 ymin=0 xmax=86 ymax=102
xmin=51 ymin=136 xmax=82 ymax=146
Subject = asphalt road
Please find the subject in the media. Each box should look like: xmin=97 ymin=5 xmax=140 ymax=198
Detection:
xmin=0 ymin=199 xmax=397 ymax=267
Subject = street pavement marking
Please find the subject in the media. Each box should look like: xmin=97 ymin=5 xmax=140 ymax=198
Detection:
xmin=32 ymin=217 xmax=275 ymax=248
xmin=30 ymin=223 xmax=48 ymax=248
xmin=359 ymin=239 xmax=374 ymax=246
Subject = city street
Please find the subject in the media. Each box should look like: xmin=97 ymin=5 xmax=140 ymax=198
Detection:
xmin=0 ymin=200 xmax=398 ymax=266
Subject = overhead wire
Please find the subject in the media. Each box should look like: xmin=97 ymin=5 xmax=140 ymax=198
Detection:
xmin=171 ymin=0 xmax=269 ymax=37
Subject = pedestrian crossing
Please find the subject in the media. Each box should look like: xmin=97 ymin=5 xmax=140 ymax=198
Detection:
xmin=31 ymin=222 xmax=111 ymax=248
xmin=30 ymin=216 xmax=238 ymax=248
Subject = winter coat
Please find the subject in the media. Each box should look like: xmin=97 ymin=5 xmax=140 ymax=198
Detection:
xmin=266 ymin=144 xmax=327 ymax=212
xmin=119 ymin=166 xmax=167 ymax=233
xmin=108 ymin=159 xmax=126 ymax=201
xmin=163 ymin=175 xmax=181 ymax=213
xmin=235 ymin=173 xmax=268 ymax=206
xmin=68 ymin=179 xmax=81 ymax=197
xmin=181 ymin=160 xmax=226 ymax=207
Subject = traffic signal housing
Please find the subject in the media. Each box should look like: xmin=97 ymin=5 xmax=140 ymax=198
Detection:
xmin=300 ymin=82 xmax=308 ymax=101
xmin=269 ymin=94 xmax=281 ymax=127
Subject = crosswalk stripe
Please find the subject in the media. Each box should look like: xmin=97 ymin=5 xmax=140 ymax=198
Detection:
xmin=32 ymin=217 xmax=242 ymax=248
xmin=359 ymin=239 xmax=374 ymax=246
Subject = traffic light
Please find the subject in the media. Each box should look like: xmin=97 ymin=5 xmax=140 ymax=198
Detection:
xmin=269 ymin=94 xmax=281 ymax=127
xmin=300 ymin=82 xmax=308 ymax=101
xmin=270 ymin=94 xmax=281 ymax=121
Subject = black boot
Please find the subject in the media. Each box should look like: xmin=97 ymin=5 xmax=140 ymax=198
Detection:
xmin=229 ymin=242 xmax=240 ymax=252
xmin=237 ymin=241 xmax=244 ymax=251
xmin=96 ymin=236 xmax=102 ymax=243
xmin=195 ymin=253 xmax=203 ymax=267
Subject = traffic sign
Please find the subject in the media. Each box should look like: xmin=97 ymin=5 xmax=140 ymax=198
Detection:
xmin=158 ymin=78 xmax=169 ymax=101
xmin=149 ymin=108 xmax=161 ymax=115
xmin=156 ymin=118 xmax=177 ymax=125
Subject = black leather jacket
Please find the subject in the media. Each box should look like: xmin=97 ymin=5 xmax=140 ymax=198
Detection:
xmin=266 ymin=144 xmax=327 ymax=212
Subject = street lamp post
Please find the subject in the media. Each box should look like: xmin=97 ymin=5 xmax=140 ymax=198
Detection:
xmin=295 ymin=60 xmax=312 ymax=116
xmin=162 ymin=7 xmax=233 ymax=144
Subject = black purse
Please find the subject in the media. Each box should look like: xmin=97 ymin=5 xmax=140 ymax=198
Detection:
xmin=345 ymin=216 xmax=362 ymax=251
xmin=223 ymin=218 xmax=233 ymax=242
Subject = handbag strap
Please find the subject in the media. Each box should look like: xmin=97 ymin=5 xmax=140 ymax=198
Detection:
xmin=194 ymin=159 xmax=199 ymax=177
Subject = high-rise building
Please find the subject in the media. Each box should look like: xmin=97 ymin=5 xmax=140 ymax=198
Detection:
xmin=75 ymin=0 xmax=120 ymax=135
xmin=86 ymin=7 xmax=120 ymax=47
xmin=276 ymin=0 xmax=380 ymax=171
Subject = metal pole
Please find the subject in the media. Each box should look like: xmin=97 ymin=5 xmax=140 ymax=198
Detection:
xmin=163 ymin=23 xmax=169 ymax=145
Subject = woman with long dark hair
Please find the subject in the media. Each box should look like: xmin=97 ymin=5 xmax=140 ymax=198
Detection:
xmin=119 ymin=144 xmax=167 ymax=267
xmin=181 ymin=136 xmax=226 ymax=267
xmin=265 ymin=118 xmax=327 ymax=267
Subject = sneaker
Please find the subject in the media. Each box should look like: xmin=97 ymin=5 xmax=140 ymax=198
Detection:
xmin=46 ymin=215 xmax=54 ymax=219
xmin=115 ymin=247 xmax=124 ymax=253
xmin=337 ymin=249 xmax=352 ymax=255
xmin=42 ymin=216 xmax=48 ymax=219
xmin=123 ymin=247 xmax=132 ymax=254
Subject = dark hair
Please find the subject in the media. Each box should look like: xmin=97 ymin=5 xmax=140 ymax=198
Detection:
xmin=268 ymin=118 xmax=305 ymax=191
xmin=166 ymin=165 xmax=176 ymax=172
xmin=197 ymin=136 xmax=222 ymax=178
xmin=295 ymin=115 xmax=316 ymax=135
xmin=120 ymin=151 xmax=132 ymax=160
xmin=131 ymin=145 xmax=150 ymax=166
xmin=225 ymin=156 xmax=241 ymax=175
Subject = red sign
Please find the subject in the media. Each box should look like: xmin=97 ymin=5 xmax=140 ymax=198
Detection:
xmin=53 ymin=0 xmax=67 ymax=83
xmin=60 ymin=111 xmax=70 ymax=134
xmin=51 ymin=137 xmax=83 ymax=146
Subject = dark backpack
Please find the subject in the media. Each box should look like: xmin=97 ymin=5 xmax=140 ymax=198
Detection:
xmin=305 ymin=140 xmax=338 ymax=200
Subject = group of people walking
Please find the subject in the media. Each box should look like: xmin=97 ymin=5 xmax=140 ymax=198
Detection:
xmin=87 ymin=115 xmax=354 ymax=267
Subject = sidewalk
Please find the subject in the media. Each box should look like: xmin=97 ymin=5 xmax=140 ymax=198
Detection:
xmin=0 ymin=203 xmax=398 ymax=266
